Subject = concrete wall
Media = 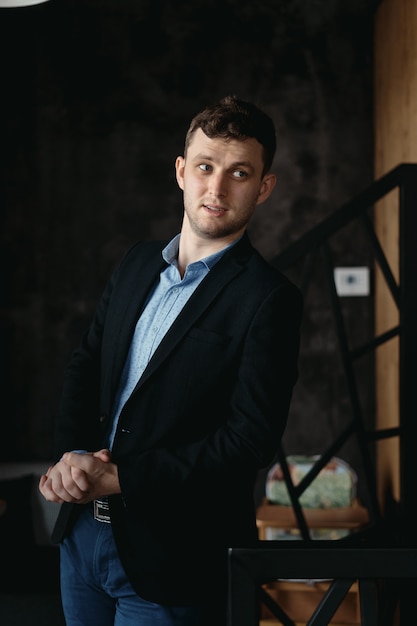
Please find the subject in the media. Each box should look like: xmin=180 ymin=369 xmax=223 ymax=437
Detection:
xmin=0 ymin=0 xmax=377 ymax=505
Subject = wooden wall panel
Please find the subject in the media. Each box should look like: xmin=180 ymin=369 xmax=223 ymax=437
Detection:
xmin=374 ymin=0 xmax=417 ymax=508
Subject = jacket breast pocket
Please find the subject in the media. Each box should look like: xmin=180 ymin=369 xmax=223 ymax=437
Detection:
xmin=186 ymin=327 xmax=231 ymax=347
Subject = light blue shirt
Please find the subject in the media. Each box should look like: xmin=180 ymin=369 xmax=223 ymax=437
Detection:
xmin=107 ymin=233 xmax=237 ymax=449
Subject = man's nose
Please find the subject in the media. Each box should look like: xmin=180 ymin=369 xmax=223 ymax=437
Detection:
xmin=208 ymin=172 xmax=227 ymax=197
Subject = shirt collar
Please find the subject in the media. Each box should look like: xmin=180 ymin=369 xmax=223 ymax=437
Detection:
xmin=162 ymin=233 xmax=242 ymax=271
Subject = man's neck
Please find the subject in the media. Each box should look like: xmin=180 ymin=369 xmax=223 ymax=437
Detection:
xmin=177 ymin=222 xmax=243 ymax=277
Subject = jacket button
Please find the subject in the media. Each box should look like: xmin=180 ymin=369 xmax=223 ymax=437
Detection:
xmin=99 ymin=414 xmax=107 ymax=423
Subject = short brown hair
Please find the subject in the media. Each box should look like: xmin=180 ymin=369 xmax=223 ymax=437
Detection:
xmin=184 ymin=95 xmax=276 ymax=176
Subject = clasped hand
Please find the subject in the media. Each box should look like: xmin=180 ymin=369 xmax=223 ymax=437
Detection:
xmin=39 ymin=449 xmax=121 ymax=504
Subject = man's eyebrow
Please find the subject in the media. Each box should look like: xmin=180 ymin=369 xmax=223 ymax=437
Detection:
xmin=191 ymin=152 xmax=215 ymax=162
xmin=231 ymin=161 xmax=255 ymax=172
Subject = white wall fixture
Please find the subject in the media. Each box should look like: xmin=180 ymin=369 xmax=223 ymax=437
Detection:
xmin=0 ymin=0 xmax=50 ymax=6
xmin=334 ymin=267 xmax=371 ymax=297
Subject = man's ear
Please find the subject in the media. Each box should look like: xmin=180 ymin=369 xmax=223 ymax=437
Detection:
xmin=256 ymin=173 xmax=276 ymax=205
xmin=175 ymin=156 xmax=185 ymax=190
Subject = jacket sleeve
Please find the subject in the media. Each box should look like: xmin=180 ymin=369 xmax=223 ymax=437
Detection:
xmin=53 ymin=260 xmax=120 ymax=461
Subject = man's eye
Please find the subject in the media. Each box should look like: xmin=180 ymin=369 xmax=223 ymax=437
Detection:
xmin=233 ymin=170 xmax=247 ymax=179
xmin=199 ymin=164 xmax=211 ymax=172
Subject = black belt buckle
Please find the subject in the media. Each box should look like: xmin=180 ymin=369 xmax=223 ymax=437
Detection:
xmin=93 ymin=498 xmax=111 ymax=523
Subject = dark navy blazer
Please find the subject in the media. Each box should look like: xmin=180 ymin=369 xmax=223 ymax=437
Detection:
xmin=51 ymin=232 xmax=303 ymax=605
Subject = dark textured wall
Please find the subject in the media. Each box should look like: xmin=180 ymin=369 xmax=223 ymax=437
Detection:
xmin=0 ymin=0 xmax=376 ymax=504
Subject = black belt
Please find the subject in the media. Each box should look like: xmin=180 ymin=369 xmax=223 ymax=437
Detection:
xmin=93 ymin=498 xmax=111 ymax=523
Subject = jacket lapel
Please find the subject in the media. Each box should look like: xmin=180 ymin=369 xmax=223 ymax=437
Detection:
xmin=134 ymin=233 xmax=254 ymax=390
xmin=105 ymin=244 xmax=168 ymax=405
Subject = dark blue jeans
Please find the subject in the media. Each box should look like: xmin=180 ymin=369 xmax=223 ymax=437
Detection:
xmin=60 ymin=506 xmax=203 ymax=626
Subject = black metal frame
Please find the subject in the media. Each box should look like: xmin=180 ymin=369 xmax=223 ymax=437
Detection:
xmin=228 ymin=542 xmax=417 ymax=626
xmin=269 ymin=163 xmax=417 ymax=540
xmin=227 ymin=163 xmax=417 ymax=625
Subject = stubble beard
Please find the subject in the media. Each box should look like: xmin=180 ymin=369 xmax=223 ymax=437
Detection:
xmin=184 ymin=203 xmax=255 ymax=241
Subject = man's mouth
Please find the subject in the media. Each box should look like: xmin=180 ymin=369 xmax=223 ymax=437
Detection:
xmin=203 ymin=204 xmax=226 ymax=214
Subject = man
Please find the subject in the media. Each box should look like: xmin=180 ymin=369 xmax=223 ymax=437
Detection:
xmin=39 ymin=95 xmax=303 ymax=626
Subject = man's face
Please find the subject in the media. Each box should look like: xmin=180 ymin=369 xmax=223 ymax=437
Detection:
xmin=175 ymin=129 xmax=276 ymax=242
